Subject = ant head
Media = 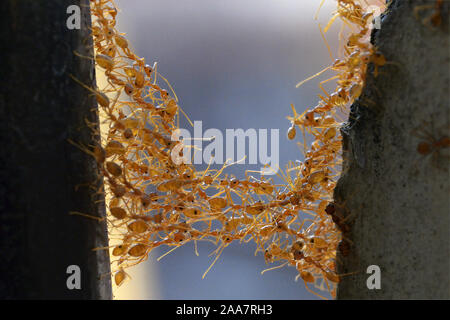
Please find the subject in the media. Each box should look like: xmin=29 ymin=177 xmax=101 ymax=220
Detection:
xmin=229 ymin=178 xmax=239 ymax=187
xmin=144 ymin=64 xmax=153 ymax=77
xmin=160 ymin=89 xmax=169 ymax=99
xmin=124 ymin=83 xmax=134 ymax=95
xmin=304 ymin=111 xmax=315 ymax=123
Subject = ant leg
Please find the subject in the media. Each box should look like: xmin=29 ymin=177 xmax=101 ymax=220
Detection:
xmin=319 ymin=75 xmax=340 ymax=98
xmin=323 ymin=12 xmax=340 ymax=33
xmin=69 ymin=211 xmax=104 ymax=222
xmin=296 ymin=65 xmax=332 ymax=88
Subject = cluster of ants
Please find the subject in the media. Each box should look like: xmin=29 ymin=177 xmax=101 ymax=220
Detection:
xmin=80 ymin=0 xmax=388 ymax=299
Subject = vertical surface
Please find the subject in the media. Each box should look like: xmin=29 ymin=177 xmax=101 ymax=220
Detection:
xmin=0 ymin=0 xmax=112 ymax=299
xmin=336 ymin=0 xmax=449 ymax=299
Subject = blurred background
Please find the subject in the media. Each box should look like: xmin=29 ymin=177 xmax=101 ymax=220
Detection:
xmin=112 ymin=0 xmax=343 ymax=300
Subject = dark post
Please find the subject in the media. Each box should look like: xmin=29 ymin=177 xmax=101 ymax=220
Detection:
xmin=336 ymin=0 xmax=449 ymax=299
xmin=0 ymin=0 xmax=112 ymax=299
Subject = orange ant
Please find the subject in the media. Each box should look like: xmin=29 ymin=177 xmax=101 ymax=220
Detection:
xmin=414 ymin=0 xmax=444 ymax=28
xmin=413 ymin=122 xmax=450 ymax=170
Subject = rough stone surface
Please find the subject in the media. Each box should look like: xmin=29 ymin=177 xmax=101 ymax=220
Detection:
xmin=335 ymin=0 xmax=449 ymax=299
xmin=0 ymin=0 xmax=112 ymax=299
